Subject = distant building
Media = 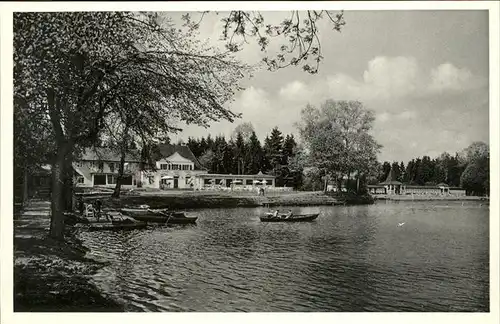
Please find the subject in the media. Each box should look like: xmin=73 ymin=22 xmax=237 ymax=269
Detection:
xmin=379 ymin=167 xmax=402 ymax=194
xmin=73 ymin=148 xmax=142 ymax=188
xmin=140 ymin=144 xmax=206 ymax=189
xmin=193 ymin=171 xmax=276 ymax=191
xmin=49 ymin=144 xmax=282 ymax=192
xmin=367 ymin=166 xmax=466 ymax=196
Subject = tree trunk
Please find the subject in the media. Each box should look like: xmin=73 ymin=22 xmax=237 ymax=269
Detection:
xmin=49 ymin=147 xmax=67 ymax=240
xmin=62 ymin=156 xmax=74 ymax=211
xmin=112 ymin=149 xmax=126 ymax=198
xmin=22 ymin=168 xmax=28 ymax=205
xmin=323 ymin=175 xmax=328 ymax=193
xmin=112 ymin=120 xmax=130 ymax=198
xmin=356 ymin=173 xmax=360 ymax=193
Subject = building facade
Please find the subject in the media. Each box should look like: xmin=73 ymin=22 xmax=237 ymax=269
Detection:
xmin=139 ymin=144 xmax=206 ymax=189
xmin=73 ymin=148 xmax=142 ymax=188
xmin=193 ymin=171 xmax=276 ymax=191
xmin=73 ymin=145 xmax=281 ymax=192
xmin=367 ymin=167 xmax=466 ymax=196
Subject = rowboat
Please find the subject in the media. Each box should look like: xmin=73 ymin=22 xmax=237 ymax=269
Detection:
xmin=259 ymin=213 xmax=319 ymax=222
xmin=121 ymin=208 xmax=197 ymax=224
xmin=88 ymin=221 xmax=147 ymax=232
xmin=121 ymin=207 xmax=169 ymax=217
xmin=129 ymin=213 xmax=198 ymax=224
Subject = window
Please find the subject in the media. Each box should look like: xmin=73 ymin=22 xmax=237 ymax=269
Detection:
xmin=266 ymin=180 xmax=273 ymax=186
xmin=185 ymin=176 xmax=191 ymax=185
xmin=235 ymin=179 xmax=243 ymax=185
xmin=204 ymin=179 xmax=211 ymax=185
xmin=161 ymin=164 xmax=168 ymax=170
xmin=77 ymin=177 xmax=85 ymax=184
xmin=190 ymin=165 xmax=193 ymax=171
xmin=122 ymin=175 xmax=133 ymax=185
xmin=107 ymin=175 xmax=116 ymax=184
xmin=246 ymin=179 xmax=253 ymax=185
xmin=109 ymin=163 xmax=115 ymax=173
xmin=94 ymin=175 xmax=106 ymax=185
xmin=98 ymin=161 xmax=104 ymax=172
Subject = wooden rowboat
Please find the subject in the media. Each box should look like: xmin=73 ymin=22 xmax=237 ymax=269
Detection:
xmin=88 ymin=221 xmax=147 ymax=232
xmin=259 ymin=213 xmax=319 ymax=222
xmin=129 ymin=213 xmax=198 ymax=225
xmin=121 ymin=208 xmax=197 ymax=224
xmin=121 ymin=207 xmax=170 ymax=217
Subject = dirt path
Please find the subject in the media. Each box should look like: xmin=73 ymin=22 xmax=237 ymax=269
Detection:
xmin=14 ymin=199 xmax=124 ymax=312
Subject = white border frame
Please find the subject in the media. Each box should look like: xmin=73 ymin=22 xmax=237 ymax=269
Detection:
xmin=1 ymin=2 xmax=498 ymax=324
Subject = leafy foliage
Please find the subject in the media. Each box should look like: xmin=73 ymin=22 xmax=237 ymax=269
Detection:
xmin=182 ymin=10 xmax=346 ymax=74
xmin=296 ymin=100 xmax=382 ymax=191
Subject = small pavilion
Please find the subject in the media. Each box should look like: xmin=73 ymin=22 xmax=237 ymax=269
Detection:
xmin=436 ymin=183 xmax=450 ymax=195
xmin=380 ymin=167 xmax=403 ymax=195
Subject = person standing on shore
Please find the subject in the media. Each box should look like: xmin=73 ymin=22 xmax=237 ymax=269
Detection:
xmin=78 ymin=196 xmax=84 ymax=216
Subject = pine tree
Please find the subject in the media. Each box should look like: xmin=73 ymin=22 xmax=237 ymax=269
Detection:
xmin=399 ymin=161 xmax=405 ymax=183
xmin=379 ymin=161 xmax=391 ymax=182
xmin=282 ymin=134 xmax=297 ymax=164
xmin=266 ymin=127 xmax=284 ymax=174
xmin=235 ymin=132 xmax=246 ymax=174
xmin=391 ymin=162 xmax=401 ymax=182
xmin=247 ymin=131 xmax=263 ymax=174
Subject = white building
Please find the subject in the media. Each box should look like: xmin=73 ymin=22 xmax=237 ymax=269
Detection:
xmin=73 ymin=148 xmax=142 ymax=188
xmin=140 ymin=144 xmax=206 ymax=189
xmin=73 ymin=144 xmax=281 ymax=192
xmin=193 ymin=171 xmax=276 ymax=191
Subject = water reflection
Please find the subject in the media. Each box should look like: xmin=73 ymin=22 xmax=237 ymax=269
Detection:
xmin=80 ymin=201 xmax=489 ymax=312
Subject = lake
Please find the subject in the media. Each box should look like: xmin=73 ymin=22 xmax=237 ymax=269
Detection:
xmin=79 ymin=200 xmax=489 ymax=312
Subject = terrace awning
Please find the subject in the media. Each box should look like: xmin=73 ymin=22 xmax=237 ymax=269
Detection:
xmin=161 ymin=176 xmax=174 ymax=180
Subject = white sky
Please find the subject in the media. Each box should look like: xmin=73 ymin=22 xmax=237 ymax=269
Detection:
xmin=169 ymin=10 xmax=489 ymax=163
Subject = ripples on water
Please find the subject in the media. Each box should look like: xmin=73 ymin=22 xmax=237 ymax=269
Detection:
xmin=79 ymin=200 xmax=489 ymax=312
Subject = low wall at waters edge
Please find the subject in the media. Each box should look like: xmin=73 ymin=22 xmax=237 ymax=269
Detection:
xmin=84 ymin=191 xmax=355 ymax=209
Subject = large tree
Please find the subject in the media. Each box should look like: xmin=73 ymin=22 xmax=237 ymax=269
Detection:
xmin=460 ymin=141 xmax=489 ymax=196
xmin=14 ymin=12 xmax=247 ymax=239
xmin=297 ymin=100 xmax=381 ymax=192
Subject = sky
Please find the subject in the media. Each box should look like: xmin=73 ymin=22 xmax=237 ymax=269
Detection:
xmin=169 ymin=10 xmax=489 ymax=163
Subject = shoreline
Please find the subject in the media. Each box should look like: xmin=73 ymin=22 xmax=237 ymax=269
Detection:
xmin=82 ymin=190 xmax=488 ymax=210
xmin=84 ymin=190 xmax=373 ymax=209
xmin=374 ymin=195 xmax=489 ymax=202
xmin=14 ymin=200 xmax=125 ymax=312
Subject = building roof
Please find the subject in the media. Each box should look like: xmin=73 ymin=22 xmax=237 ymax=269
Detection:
xmin=153 ymin=144 xmax=205 ymax=170
xmin=73 ymin=163 xmax=92 ymax=180
xmin=380 ymin=167 xmax=402 ymax=185
xmin=80 ymin=147 xmax=141 ymax=162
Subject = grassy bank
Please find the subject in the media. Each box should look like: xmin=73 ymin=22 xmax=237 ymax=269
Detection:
xmin=374 ymin=195 xmax=489 ymax=202
xmin=84 ymin=190 xmax=364 ymax=209
xmin=14 ymin=201 xmax=124 ymax=312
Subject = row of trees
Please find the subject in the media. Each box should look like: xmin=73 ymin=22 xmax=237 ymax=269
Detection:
xmin=185 ymin=123 xmax=302 ymax=187
xmin=375 ymin=141 xmax=489 ymax=195
xmin=14 ymin=11 xmax=346 ymax=239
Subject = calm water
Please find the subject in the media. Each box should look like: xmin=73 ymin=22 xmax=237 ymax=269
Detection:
xmin=79 ymin=201 xmax=489 ymax=312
